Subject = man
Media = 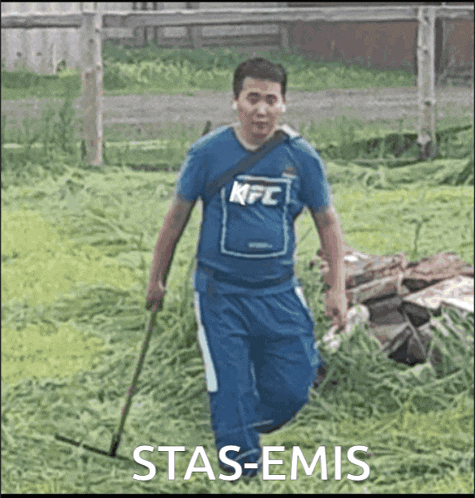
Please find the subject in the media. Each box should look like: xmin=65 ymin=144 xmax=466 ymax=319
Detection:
xmin=146 ymin=58 xmax=347 ymax=477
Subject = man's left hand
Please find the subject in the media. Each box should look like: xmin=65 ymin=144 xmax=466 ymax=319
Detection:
xmin=325 ymin=288 xmax=348 ymax=331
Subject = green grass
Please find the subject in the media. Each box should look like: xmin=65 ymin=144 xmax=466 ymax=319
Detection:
xmin=1 ymin=45 xmax=416 ymax=101
xmin=1 ymin=47 xmax=473 ymax=493
xmin=2 ymin=45 xmax=471 ymax=179
xmin=2 ymin=164 xmax=473 ymax=493
xmin=2 ymin=107 xmax=473 ymax=183
xmin=2 ymin=59 xmax=472 ymax=179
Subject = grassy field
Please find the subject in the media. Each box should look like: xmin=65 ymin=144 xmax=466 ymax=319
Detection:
xmin=1 ymin=45 xmax=416 ymax=100
xmin=1 ymin=47 xmax=473 ymax=493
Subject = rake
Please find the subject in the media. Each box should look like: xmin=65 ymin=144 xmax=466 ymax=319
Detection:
xmin=55 ymin=308 xmax=160 ymax=461
xmin=55 ymin=119 xmax=211 ymax=460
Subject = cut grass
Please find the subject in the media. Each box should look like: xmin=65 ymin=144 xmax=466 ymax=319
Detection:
xmin=2 ymin=165 xmax=473 ymax=493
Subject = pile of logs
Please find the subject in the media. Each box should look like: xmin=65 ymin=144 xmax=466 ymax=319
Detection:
xmin=311 ymin=242 xmax=474 ymax=367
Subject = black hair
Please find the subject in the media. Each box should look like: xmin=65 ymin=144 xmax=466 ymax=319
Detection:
xmin=233 ymin=57 xmax=287 ymax=100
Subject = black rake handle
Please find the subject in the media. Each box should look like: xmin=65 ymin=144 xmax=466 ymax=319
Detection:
xmin=109 ymin=307 xmax=160 ymax=457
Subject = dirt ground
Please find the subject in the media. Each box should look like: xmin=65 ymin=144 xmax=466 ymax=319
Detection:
xmin=2 ymin=86 xmax=473 ymax=134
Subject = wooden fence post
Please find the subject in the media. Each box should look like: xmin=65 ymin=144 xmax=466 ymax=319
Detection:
xmin=132 ymin=3 xmax=145 ymax=47
xmin=278 ymin=2 xmax=290 ymax=51
xmin=187 ymin=2 xmax=202 ymax=49
xmin=153 ymin=2 xmax=165 ymax=46
xmin=280 ymin=23 xmax=290 ymax=51
xmin=417 ymin=5 xmax=437 ymax=160
xmin=80 ymin=2 xmax=103 ymax=166
xmin=141 ymin=2 xmax=149 ymax=47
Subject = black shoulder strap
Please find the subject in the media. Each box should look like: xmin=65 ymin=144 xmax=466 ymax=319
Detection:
xmin=205 ymin=129 xmax=289 ymax=201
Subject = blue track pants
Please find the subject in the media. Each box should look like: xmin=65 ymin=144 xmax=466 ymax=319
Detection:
xmin=193 ymin=286 xmax=324 ymax=476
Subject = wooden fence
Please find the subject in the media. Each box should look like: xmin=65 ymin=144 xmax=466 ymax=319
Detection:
xmin=1 ymin=2 xmax=284 ymax=73
xmin=2 ymin=3 xmax=472 ymax=75
xmin=1 ymin=5 xmax=473 ymax=165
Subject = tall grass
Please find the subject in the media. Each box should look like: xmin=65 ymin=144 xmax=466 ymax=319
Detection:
xmin=2 ymin=45 xmax=415 ymax=100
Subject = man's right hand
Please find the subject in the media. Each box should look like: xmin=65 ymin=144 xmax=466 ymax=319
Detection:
xmin=146 ymin=280 xmax=166 ymax=312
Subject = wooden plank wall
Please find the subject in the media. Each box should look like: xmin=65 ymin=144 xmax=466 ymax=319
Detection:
xmin=1 ymin=2 xmax=82 ymax=73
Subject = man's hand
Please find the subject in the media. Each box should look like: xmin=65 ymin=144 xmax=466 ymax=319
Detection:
xmin=146 ymin=280 xmax=166 ymax=312
xmin=325 ymin=288 xmax=348 ymax=331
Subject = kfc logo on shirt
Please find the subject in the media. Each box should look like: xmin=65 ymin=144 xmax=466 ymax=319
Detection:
xmin=229 ymin=181 xmax=282 ymax=206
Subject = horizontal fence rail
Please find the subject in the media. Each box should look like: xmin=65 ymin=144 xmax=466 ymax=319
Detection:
xmin=3 ymin=139 xmax=168 ymax=150
xmin=0 ymin=13 xmax=82 ymax=29
xmin=102 ymin=6 xmax=474 ymax=28
xmin=2 ymin=6 xmax=473 ymax=30
xmin=2 ymin=5 xmax=473 ymax=165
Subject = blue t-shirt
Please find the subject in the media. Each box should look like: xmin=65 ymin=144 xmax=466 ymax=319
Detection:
xmin=175 ymin=124 xmax=332 ymax=295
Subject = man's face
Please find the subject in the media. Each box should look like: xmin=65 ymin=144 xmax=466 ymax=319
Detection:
xmin=234 ymin=77 xmax=285 ymax=146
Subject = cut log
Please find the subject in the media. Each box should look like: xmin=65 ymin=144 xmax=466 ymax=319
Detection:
xmin=440 ymin=296 xmax=473 ymax=319
xmin=403 ymin=252 xmax=474 ymax=292
xmin=440 ymin=296 xmax=474 ymax=314
xmin=402 ymin=276 xmax=474 ymax=312
xmin=312 ymin=243 xmax=408 ymax=292
xmin=399 ymin=284 xmax=411 ymax=297
xmin=310 ymin=247 xmax=473 ymax=369
xmin=348 ymin=274 xmax=403 ymax=306
xmin=404 ymin=319 xmax=429 ymax=365
xmin=402 ymin=301 xmax=432 ymax=327
xmin=383 ymin=324 xmax=414 ymax=364
xmin=370 ymin=309 xmax=406 ymax=326
xmin=366 ymin=295 xmax=404 ymax=322
xmin=370 ymin=322 xmax=411 ymax=345
xmin=383 ymin=322 xmax=426 ymax=366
